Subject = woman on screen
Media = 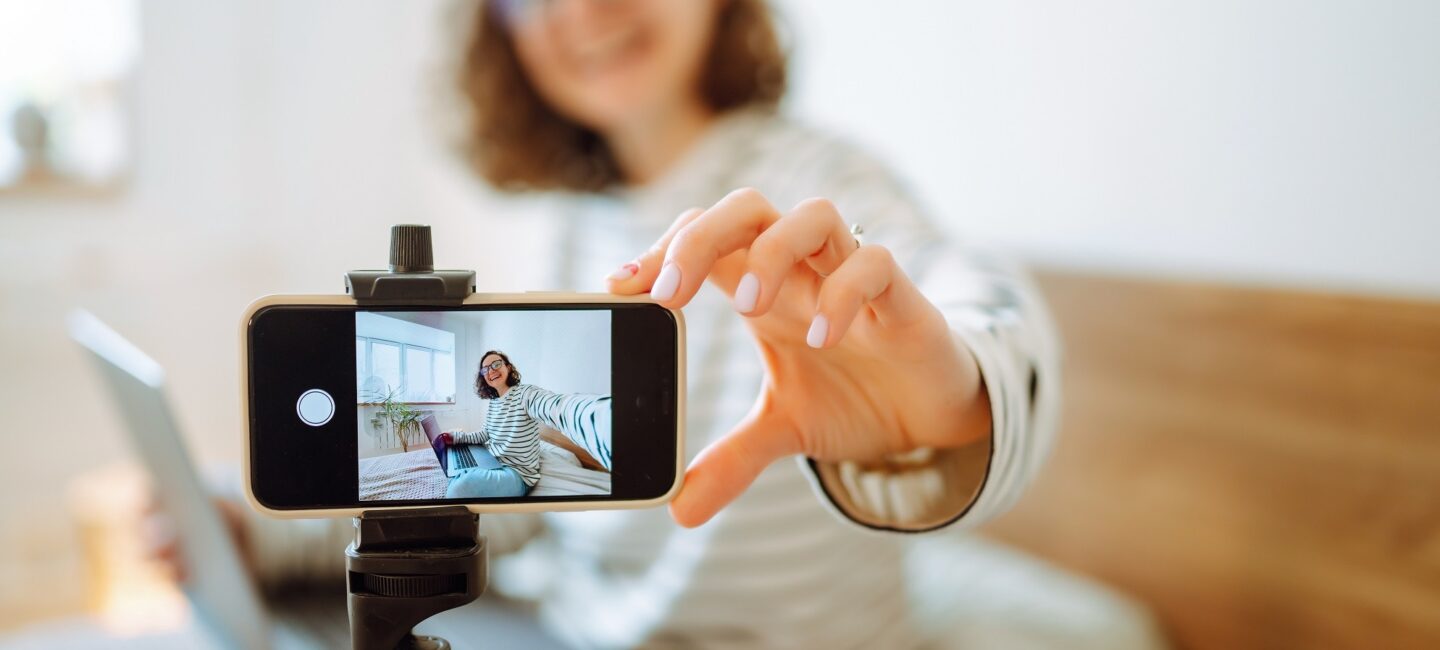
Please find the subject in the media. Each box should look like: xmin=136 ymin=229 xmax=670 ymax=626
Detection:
xmin=442 ymin=350 xmax=611 ymax=498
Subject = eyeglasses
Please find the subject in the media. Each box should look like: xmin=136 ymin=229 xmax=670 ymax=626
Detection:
xmin=491 ymin=0 xmax=558 ymax=26
xmin=480 ymin=359 xmax=507 ymax=374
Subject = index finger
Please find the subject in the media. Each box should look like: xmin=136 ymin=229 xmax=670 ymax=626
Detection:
xmin=606 ymin=207 xmax=706 ymax=295
xmin=647 ymin=188 xmax=782 ymax=308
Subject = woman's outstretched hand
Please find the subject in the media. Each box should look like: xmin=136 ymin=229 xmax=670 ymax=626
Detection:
xmin=606 ymin=188 xmax=992 ymax=527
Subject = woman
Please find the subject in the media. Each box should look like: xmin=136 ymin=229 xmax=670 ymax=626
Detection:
xmin=442 ymin=350 xmax=613 ymax=497
xmin=226 ymin=1 xmax=1161 ymax=647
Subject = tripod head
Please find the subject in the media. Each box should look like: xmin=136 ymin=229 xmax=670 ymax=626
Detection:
xmin=346 ymin=507 xmax=485 ymax=650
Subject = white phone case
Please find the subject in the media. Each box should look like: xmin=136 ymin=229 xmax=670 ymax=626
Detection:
xmin=240 ymin=293 xmax=686 ymax=519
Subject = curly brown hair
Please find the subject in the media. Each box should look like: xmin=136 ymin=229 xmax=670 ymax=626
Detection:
xmin=456 ymin=0 xmax=788 ymax=192
xmin=475 ymin=350 xmax=522 ymax=399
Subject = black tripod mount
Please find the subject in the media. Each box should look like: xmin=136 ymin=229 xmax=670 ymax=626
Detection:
xmin=344 ymin=225 xmax=484 ymax=650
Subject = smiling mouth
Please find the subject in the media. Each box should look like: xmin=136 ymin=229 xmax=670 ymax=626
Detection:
xmin=572 ymin=26 xmax=646 ymax=75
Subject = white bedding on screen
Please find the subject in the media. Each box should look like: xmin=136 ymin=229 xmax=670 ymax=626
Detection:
xmin=359 ymin=442 xmax=611 ymax=501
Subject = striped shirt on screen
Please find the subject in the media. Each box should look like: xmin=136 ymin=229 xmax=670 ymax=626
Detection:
xmin=453 ymin=383 xmax=548 ymax=486
xmin=454 ymin=385 xmax=613 ymax=486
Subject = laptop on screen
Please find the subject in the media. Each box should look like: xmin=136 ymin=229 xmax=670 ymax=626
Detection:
xmin=421 ymin=414 xmax=501 ymax=478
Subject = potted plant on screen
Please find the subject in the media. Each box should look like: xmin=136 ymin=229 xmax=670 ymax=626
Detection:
xmin=362 ymin=383 xmax=422 ymax=452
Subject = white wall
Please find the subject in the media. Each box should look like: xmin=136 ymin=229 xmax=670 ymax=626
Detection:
xmin=779 ymin=0 xmax=1440 ymax=297
xmin=470 ymin=310 xmax=612 ymax=398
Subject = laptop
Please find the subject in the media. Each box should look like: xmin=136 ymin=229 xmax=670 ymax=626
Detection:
xmin=68 ymin=309 xmax=349 ymax=650
xmin=421 ymin=414 xmax=502 ymax=478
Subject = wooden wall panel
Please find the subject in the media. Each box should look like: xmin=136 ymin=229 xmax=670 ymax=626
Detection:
xmin=980 ymin=271 xmax=1440 ymax=650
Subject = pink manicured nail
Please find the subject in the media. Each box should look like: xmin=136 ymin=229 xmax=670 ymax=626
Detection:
xmin=607 ymin=261 xmax=639 ymax=282
xmin=734 ymin=273 xmax=760 ymax=313
xmin=650 ymin=262 xmax=681 ymax=301
xmin=806 ymin=314 xmax=829 ymax=348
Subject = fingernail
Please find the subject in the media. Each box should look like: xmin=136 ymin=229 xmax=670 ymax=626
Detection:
xmin=651 ymin=262 xmax=681 ymax=302
xmin=806 ymin=314 xmax=829 ymax=348
xmin=734 ymin=273 xmax=760 ymax=313
xmin=607 ymin=261 xmax=639 ymax=282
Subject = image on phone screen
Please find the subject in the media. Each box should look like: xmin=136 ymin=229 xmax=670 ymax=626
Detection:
xmin=355 ymin=310 xmax=612 ymax=501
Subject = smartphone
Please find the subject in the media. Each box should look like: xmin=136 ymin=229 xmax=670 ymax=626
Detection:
xmin=241 ymin=293 xmax=684 ymax=517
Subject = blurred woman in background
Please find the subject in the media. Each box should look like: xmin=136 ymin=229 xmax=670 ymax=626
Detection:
xmin=234 ymin=0 xmax=1163 ymax=647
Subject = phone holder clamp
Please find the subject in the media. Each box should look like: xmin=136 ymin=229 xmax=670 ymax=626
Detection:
xmin=345 ymin=224 xmax=476 ymax=305
xmin=345 ymin=225 xmax=485 ymax=650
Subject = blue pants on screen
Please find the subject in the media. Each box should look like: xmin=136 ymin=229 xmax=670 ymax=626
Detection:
xmin=446 ymin=465 xmax=530 ymax=499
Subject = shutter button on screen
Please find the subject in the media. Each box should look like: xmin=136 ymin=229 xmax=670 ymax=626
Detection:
xmin=297 ymin=389 xmax=335 ymax=426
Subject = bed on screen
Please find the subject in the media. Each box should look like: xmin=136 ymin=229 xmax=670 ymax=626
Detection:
xmin=359 ymin=440 xmax=611 ymax=501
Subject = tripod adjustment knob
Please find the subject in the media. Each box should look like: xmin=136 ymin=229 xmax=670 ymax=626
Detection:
xmin=389 ymin=224 xmax=435 ymax=273
xmin=361 ymin=573 xmax=466 ymax=599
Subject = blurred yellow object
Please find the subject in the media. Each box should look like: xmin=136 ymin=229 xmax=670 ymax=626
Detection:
xmin=66 ymin=461 xmax=190 ymax=637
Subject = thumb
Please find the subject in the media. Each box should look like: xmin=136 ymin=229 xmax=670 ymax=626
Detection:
xmin=670 ymin=408 xmax=801 ymax=528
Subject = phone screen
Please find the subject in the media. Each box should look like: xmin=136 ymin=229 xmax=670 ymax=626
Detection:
xmin=246 ymin=302 xmax=679 ymax=511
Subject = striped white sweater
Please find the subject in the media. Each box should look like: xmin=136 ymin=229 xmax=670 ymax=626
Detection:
xmin=247 ymin=108 xmax=1061 ymax=649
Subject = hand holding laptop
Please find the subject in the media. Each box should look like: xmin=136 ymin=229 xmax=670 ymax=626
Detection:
xmin=145 ymin=492 xmax=254 ymax=584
